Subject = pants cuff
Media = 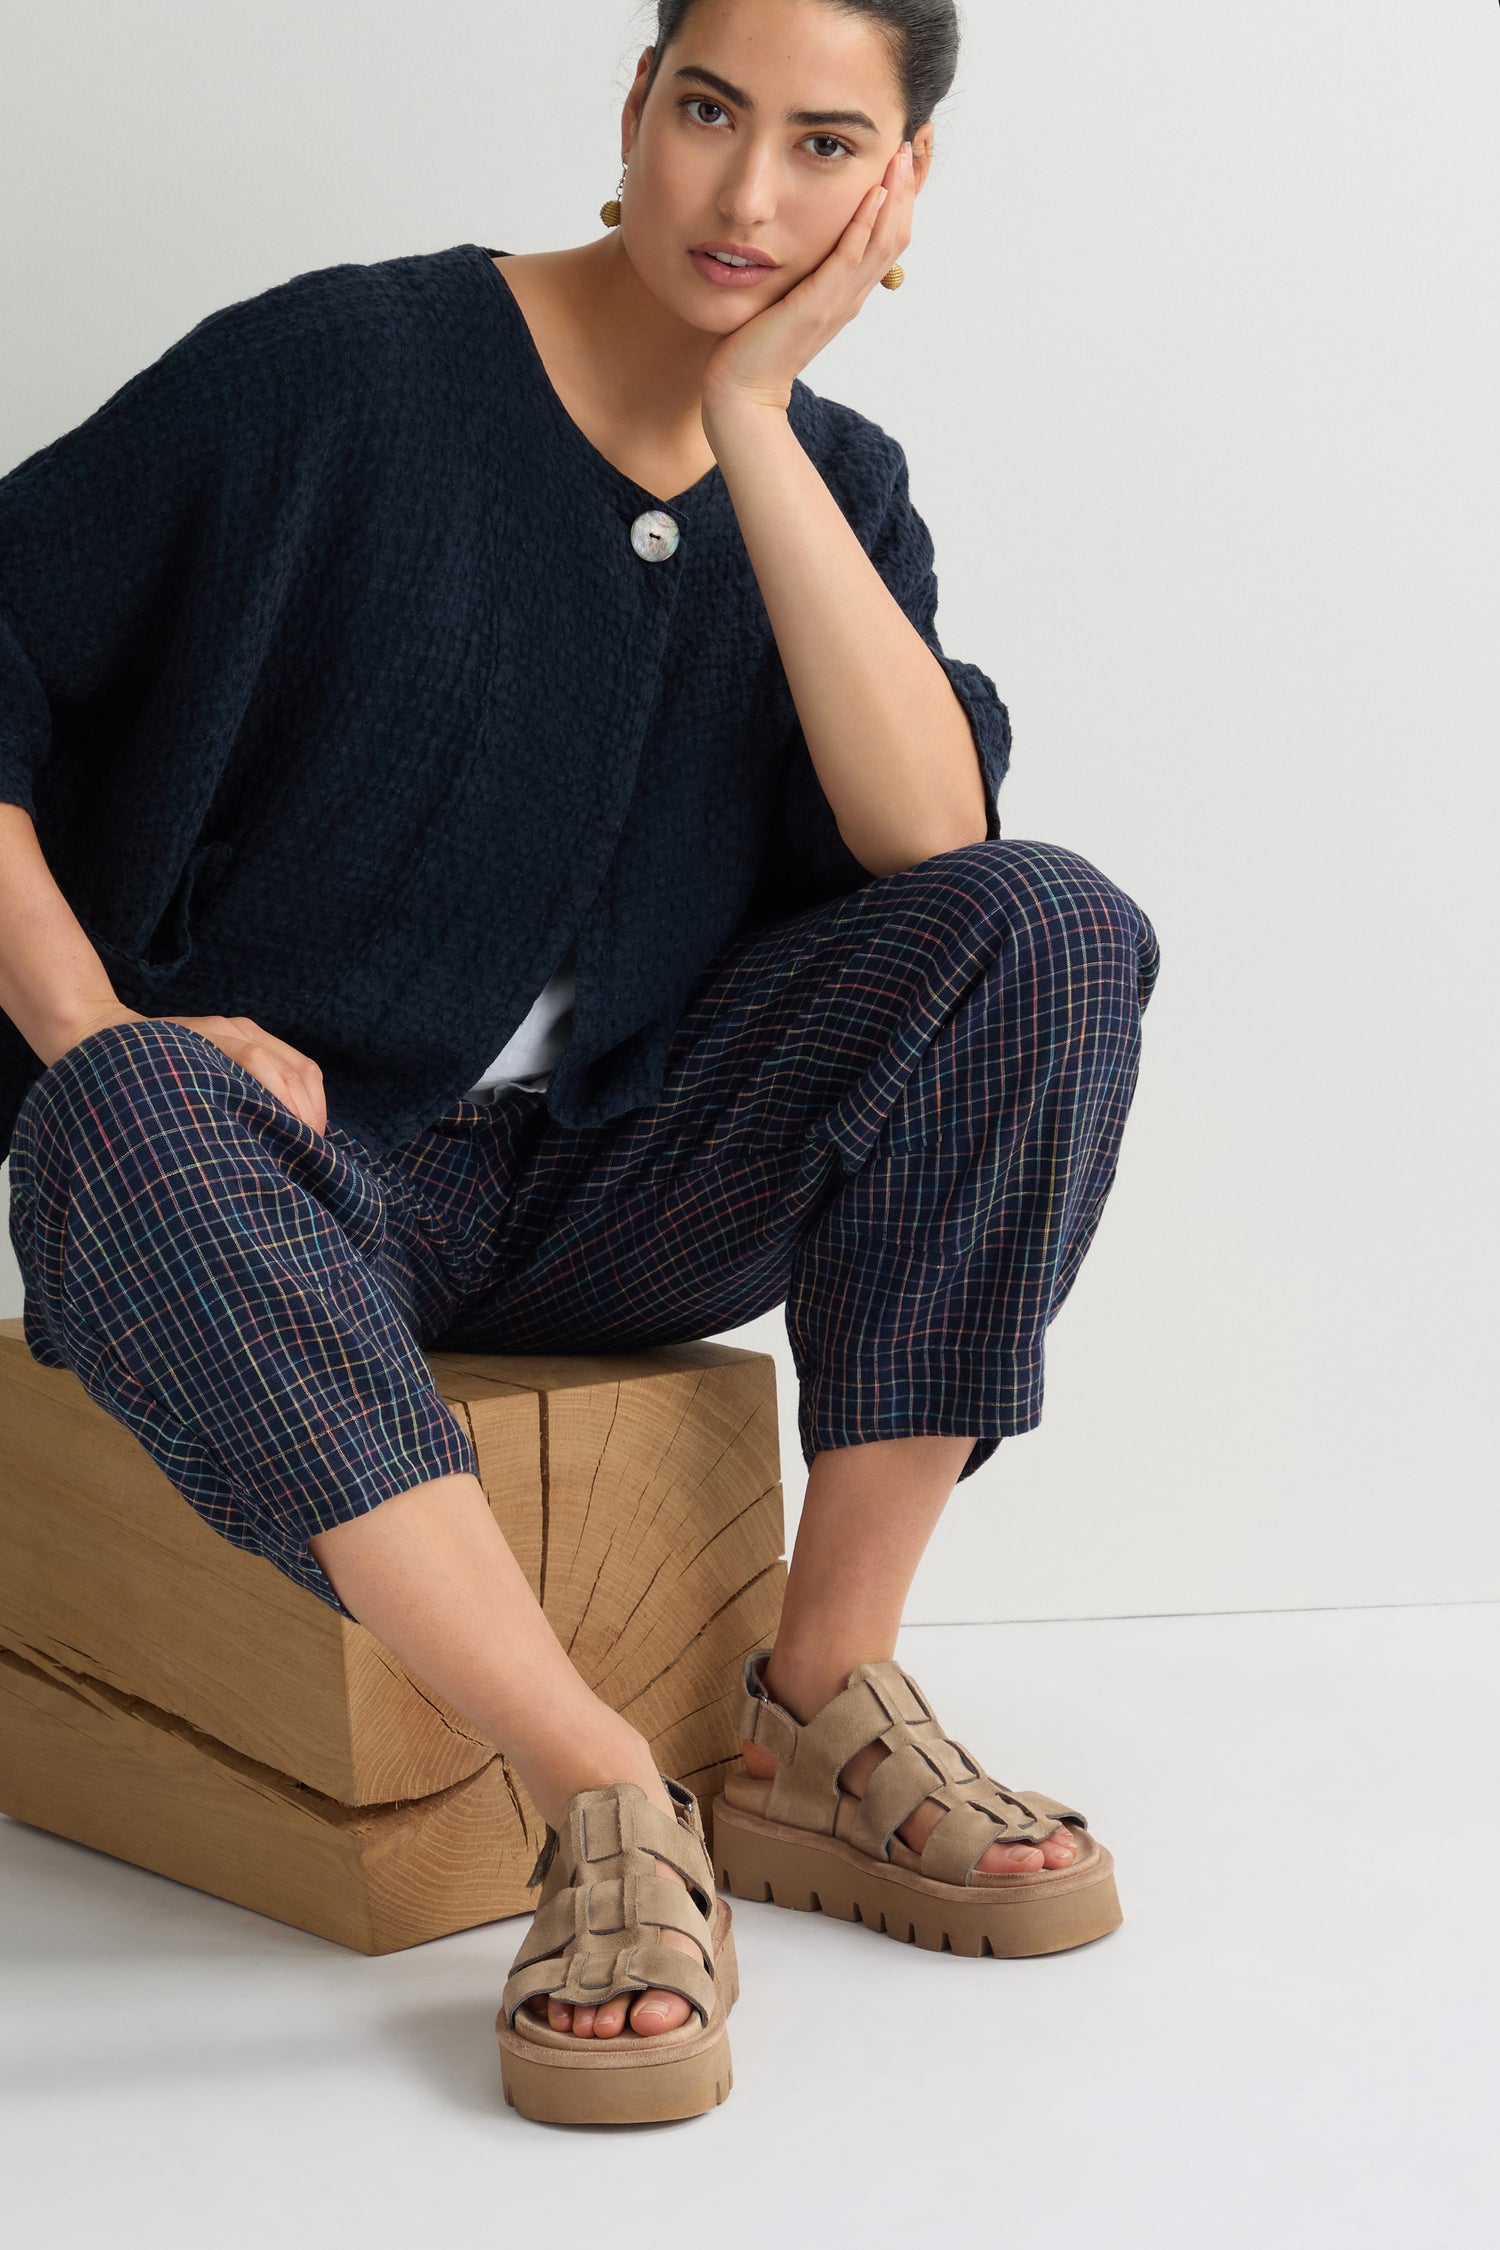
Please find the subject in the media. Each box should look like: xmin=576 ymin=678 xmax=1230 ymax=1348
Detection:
xmin=796 ymin=1339 xmax=1045 ymax=1485
xmin=243 ymin=1403 xmax=481 ymax=1619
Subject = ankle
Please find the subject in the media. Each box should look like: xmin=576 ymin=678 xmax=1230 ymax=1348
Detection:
xmin=524 ymin=1709 xmax=672 ymax=1832
xmin=761 ymin=1640 xmax=894 ymax=1726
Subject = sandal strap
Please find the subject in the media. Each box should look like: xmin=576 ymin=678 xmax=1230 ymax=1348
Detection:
xmin=510 ymin=1871 xmax=716 ymax=1974
xmin=1013 ymin=1789 xmax=1088 ymax=1829
xmin=567 ymin=1786 xmax=716 ymax=1914
xmin=736 ymin=1649 xmax=1084 ymax=1875
xmin=500 ymin=1776 xmax=720 ymax=2028
xmin=503 ymin=1938 xmax=720 ymax=2027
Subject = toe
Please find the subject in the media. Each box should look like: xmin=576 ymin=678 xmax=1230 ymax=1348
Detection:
xmin=1040 ymin=1825 xmax=1079 ymax=1867
xmin=976 ymin=1838 xmax=1047 ymax=1872
xmin=630 ymin=1987 xmax=691 ymax=2037
xmin=545 ymin=1998 xmax=573 ymax=2031
xmin=590 ymin=1997 xmax=629 ymax=2038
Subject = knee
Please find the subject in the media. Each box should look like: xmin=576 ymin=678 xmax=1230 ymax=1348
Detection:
xmin=31 ymin=1013 xmax=201 ymax=1093
xmin=925 ymin=837 xmax=1159 ymax=988
xmin=16 ymin=1016 xmax=222 ymax=1154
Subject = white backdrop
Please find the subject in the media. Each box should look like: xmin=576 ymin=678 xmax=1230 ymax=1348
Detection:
xmin=1 ymin=1 xmax=1495 ymax=1621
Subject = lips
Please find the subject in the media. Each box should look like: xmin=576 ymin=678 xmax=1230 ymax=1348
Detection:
xmin=693 ymin=242 xmax=776 ymax=268
xmin=689 ymin=247 xmax=778 ymax=287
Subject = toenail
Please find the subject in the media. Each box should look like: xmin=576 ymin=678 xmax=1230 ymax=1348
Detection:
xmin=638 ymin=2006 xmax=668 ymax=2023
xmin=1008 ymin=1846 xmax=1039 ymax=1863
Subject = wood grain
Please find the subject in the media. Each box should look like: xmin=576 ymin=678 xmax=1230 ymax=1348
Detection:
xmin=0 ymin=1323 xmax=517 ymax=1802
xmin=0 ymin=1634 xmax=539 ymax=1952
xmin=0 ymin=1320 xmax=788 ymax=1947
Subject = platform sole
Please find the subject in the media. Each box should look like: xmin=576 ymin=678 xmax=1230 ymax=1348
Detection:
xmin=711 ymin=1799 xmax=1122 ymax=1957
xmin=496 ymin=1900 xmax=739 ymax=2124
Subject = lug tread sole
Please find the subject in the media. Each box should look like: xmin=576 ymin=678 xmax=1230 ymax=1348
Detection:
xmin=496 ymin=1895 xmax=739 ymax=2124
xmin=711 ymin=1798 xmax=1122 ymax=1957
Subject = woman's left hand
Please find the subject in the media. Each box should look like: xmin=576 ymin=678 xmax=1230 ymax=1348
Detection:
xmin=700 ymin=139 xmax=916 ymax=419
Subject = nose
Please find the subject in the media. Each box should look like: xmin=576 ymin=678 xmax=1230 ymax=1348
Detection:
xmin=716 ymin=141 xmax=780 ymax=224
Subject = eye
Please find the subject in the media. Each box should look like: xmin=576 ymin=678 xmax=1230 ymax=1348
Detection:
xmin=803 ymin=134 xmax=855 ymax=165
xmin=679 ymin=96 xmax=856 ymax=165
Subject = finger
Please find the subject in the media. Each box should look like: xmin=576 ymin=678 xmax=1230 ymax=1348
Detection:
xmin=851 ymin=183 xmax=890 ymax=263
xmin=857 ymin=149 xmax=910 ymax=269
xmin=842 ymin=179 xmax=886 ymax=256
xmin=257 ymin=1035 xmax=328 ymax=1136
xmin=882 ymin=144 xmax=915 ymax=234
xmin=260 ymin=1067 xmax=308 ymax=1123
xmin=247 ymin=1053 xmax=319 ymax=1135
xmin=289 ymin=1059 xmax=327 ymax=1136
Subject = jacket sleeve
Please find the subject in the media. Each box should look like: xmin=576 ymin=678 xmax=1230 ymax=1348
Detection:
xmin=754 ymin=435 xmax=1013 ymax=920
xmin=0 ymin=285 xmax=338 ymax=820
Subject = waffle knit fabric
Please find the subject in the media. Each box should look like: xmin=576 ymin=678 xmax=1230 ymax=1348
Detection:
xmin=0 ymin=241 xmax=1012 ymax=1161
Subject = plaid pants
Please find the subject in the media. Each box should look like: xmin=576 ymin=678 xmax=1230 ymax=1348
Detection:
xmin=6 ymin=839 xmax=1161 ymax=1619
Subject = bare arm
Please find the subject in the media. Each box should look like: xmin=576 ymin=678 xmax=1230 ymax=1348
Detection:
xmin=0 ymin=802 xmax=328 ymax=1131
xmin=704 ymin=400 xmax=989 ymax=880
xmin=0 ymin=801 xmax=131 ymax=1067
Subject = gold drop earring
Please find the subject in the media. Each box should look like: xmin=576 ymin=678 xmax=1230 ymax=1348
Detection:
xmin=601 ymin=157 xmax=904 ymax=288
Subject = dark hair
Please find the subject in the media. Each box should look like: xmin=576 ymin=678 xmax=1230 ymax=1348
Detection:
xmin=638 ymin=0 xmax=961 ymax=146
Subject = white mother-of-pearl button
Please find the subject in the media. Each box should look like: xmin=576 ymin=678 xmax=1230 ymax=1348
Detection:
xmin=630 ymin=509 xmax=681 ymax=562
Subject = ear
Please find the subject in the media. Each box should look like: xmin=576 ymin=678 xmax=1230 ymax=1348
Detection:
xmin=622 ymin=42 xmax=654 ymax=149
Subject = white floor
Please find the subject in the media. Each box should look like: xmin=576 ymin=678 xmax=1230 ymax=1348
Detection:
xmin=1 ymin=1604 xmax=1495 ymax=2246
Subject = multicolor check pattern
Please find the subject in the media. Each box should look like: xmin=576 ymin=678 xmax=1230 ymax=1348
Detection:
xmin=7 ymin=838 xmax=1160 ymax=1618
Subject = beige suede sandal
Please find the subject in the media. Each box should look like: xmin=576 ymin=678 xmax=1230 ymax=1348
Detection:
xmin=710 ymin=1649 xmax=1122 ymax=1958
xmin=495 ymin=1773 xmax=738 ymax=2125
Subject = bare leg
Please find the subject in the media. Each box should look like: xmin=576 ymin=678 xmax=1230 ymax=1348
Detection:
xmin=742 ymin=1437 xmax=1080 ymax=1875
xmin=309 ymin=1473 xmax=702 ymax=2038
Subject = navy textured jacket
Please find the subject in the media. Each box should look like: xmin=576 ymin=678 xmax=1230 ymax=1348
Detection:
xmin=0 ymin=241 xmax=1012 ymax=1162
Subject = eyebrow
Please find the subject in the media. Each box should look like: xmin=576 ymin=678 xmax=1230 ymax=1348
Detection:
xmin=672 ymin=65 xmax=881 ymax=136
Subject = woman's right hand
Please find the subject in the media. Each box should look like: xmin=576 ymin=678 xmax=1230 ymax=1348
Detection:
xmin=54 ymin=1005 xmax=329 ymax=1136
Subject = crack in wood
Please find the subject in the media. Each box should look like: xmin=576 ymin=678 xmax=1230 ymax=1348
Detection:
xmin=677 ymin=1402 xmax=769 ymax=1505
xmin=536 ymin=1388 xmax=552 ymax=1611
xmin=358 ymin=1637 xmax=488 ymax=1748
xmin=655 ymin=1682 xmax=741 ymax=1737
xmin=0 ymin=1637 xmax=499 ymax=1829
xmin=496 ymin=1752 xmax=533 ymax=1844
xmin=595 ymin=1483 xmax=778 ymax=1689
xmin=686 ymin=1486 xmax=780 ymax=1575
xmin=564 ymin=1384 xmax=623 ymax=1658
xmin=616 ymin=1560 xmax=784 ymax=1719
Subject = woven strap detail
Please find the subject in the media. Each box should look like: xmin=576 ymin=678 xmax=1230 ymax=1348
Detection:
xmin=500 ymin=1777 xmax=719 ymax=2028
xmin=735 ymin=1648 xmax=1089 ymax=1885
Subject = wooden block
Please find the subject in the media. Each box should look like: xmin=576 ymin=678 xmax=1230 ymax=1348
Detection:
xmin=0 ymin=1321 xmax=788 ymax=1945
xmin=441 ymin=1345 xmax=787 ymax=1805
xmin=0 ymin=1324 xmax=785 ymax=1802
xmin=0 ymin=1634 xmax=538 ymax=1954
xmin=0 ymin=1583 xmax=782 ymax=1954
xmin=0 ymin=1321 xmax=530 ymax=1802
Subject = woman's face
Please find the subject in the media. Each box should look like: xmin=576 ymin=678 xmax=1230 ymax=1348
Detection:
xmin=619 ymin=0 xmax=926 ymax=329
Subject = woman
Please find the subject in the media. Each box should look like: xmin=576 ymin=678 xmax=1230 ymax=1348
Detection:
xmin=0 ymin=0 xmax=1160 ymax=2124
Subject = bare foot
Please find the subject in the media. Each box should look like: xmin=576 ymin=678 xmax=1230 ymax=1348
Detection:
xmin=522 ymin=1775 xmax=707 ymax=2041
xmin=740 ymin=1670 xmax=1080 ymax=1876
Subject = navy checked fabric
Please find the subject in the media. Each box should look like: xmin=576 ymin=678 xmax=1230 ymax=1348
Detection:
xmin=6 ymin=838 xmax=1160 ymax=1619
